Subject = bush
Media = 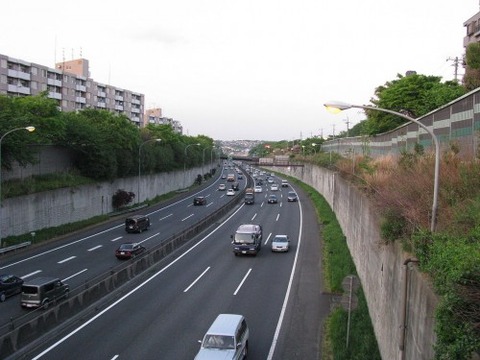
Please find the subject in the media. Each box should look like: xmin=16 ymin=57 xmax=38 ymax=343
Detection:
xmin=112 ymin=189 xmax=135 ymax=209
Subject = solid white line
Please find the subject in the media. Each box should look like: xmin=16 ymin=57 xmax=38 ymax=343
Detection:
xmin=22 ymin=270 xmax=42 ymax=279
xmin=267 ymin=197 xmax=303 ymax=360
xmin=62 ymin=268 xmax=88 ymax=282
xmin=88 ymin=245 xmax=103 ymax=252
xmin=57 ymin=256 xmax=76 ymax=264
xmin=110 ymin=237 xmax=123 ymax=242
xmin=31 ymin=203 xmax=246 ymax=360
xmin=184 ymin=267 xmax=210 ymax=292
xmin=233 ymin=268 xmax=252 ymax=296
xmin=182 ymin=214 xmax=194 ymax=221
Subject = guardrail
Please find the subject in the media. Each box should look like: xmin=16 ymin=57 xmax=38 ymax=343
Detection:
xmin=0 ymin=241 xmax=31 ymax=255
xmin=0 ymin=185 xmax=246 ymax=359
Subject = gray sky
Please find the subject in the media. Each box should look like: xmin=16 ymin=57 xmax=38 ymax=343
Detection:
xmin=2 ymin=1 xmax=477 ymax=141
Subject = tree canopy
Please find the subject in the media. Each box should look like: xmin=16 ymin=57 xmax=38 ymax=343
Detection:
xmin=362 ymin=73 xmax=466 ymax=135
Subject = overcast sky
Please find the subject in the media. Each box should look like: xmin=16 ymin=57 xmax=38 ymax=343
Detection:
xmin=2 ymin=1 xmax=478 ymax=141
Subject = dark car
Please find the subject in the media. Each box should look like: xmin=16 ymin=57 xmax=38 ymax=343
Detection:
xmin=0 ymin=274 xmax=24 ymax=302
xmin=125 ymin=215 xmax=150 ymax=233
xmin=267 ymin=194 xmax=278 ymax=204
xmin=193 ymin=196 xmax=207 ymax=205
xmin=115 ymin=243 xmax=146 ymax=259
xmin=287 ymin=191 xmax=298 ymax=202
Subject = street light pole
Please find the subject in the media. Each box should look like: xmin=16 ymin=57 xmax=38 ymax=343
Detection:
xmin=324 ymin=101 xmax=440 ymax=232
xmin=138 ymin=138 xmax=161 ymax=204
xmin=0 ymin=126 xmax=35 ymax=248
xmin=183 ymin=143 xmax=200 ymax=189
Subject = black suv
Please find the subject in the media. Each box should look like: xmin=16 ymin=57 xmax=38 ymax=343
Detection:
xmin=193 ymin=196 xmax=207 ymax=206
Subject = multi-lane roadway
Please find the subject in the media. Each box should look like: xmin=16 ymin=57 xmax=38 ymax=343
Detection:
xmin=2 ymin=168 xmax=326 ymax=359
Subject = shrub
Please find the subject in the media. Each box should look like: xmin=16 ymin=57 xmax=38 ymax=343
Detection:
xmin=112 ymin=189 xmax=135 ymax=209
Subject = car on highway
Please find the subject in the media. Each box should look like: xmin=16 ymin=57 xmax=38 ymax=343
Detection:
xmin=226 ymin=189 xmax=235 ymax=196
xmin=193 ymin=196 xmax=207 ymax=205
xmin=267 ymin=194 xmax=278 ymax=204
xmin=271 ymin=234 xmax=290 ymax=252
xmin=287 ymin=191 xmax=298 ymax=202
xmin=281 ymin=179 xmax=289 ymax=187
xmin=125 ymin=215 xmax=150 ymax=233
xmin=115 ymin=243 xmax=146 ymax=259
xmin=218 ymin=184 xmax=226 ymax=191
xmin=195 ymin=314 xmax=249 ymax=360
xmin=270 ymin=183 xmax=279 ymax=191
xmin=254 ymin=185 xmax=262 ymax=193
xmin=0 ymin=274 xmax=24 ymax=302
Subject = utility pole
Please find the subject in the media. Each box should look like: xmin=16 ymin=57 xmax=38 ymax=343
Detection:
xmin=344 ymin=117 xmax=350 ymax=138
xmin=446 ymin=56 xmax=461 ymax=82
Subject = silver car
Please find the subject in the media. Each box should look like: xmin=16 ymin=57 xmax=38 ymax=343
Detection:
xmin=271 ymin=234 xmax=290 ymax=252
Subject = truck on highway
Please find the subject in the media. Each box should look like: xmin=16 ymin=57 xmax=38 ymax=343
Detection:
xmin=231 ymin=224 xmax=262 ymax=256
xmin=244 ymin=188 xmax=254 ymax=204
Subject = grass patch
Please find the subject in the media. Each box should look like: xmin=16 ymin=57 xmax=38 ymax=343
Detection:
xmin=285 ymin=177 xmax=381 ymax=360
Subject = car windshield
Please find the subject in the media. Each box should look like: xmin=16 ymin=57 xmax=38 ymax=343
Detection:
xmin=288 ymin=192 xmax=296 ymax=196
xmin=203 ymin=335 xmax=235 ymax=349
xmin=274 ymin=237 xmax=287 ymax=243
xmin=119 ymin=244 xmax=134 ymax=250
xmin=234 ymin=233 xmax=255 ymax=244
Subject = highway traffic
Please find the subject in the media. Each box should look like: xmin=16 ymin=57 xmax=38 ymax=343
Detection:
xmin=1 ymin=166 xmax=315 ymax=359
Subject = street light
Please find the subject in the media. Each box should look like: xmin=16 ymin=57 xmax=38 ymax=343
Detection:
xmin=183 ymin=143 xmax=200 ymax=189
xmin=0 ymin=126 xmax=35 ymax=248
xmin=324 ymin=101 xmax=439 ymax=232
xmin=138 ymin=138 xmax=161 ymax=204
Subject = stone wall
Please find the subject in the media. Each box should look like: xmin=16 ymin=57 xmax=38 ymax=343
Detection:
xmin=1 ymin=165 xmax=207 ymax=238
xmin=272 ymin=164 xmax=437 ymax=360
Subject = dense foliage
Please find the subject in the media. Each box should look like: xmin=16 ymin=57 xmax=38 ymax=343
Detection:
xmin=363 ymin=73 xmax=466 ymax=135
xmin=0 ymin=93 xmax=217 ymax=181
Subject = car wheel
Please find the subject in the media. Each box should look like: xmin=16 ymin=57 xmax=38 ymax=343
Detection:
xmin=0 ymin=292 xmax=6 ymax=302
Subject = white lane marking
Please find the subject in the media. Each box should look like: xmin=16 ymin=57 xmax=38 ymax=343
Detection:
xmin=276 ymin=214 xmax=280 ymax=221
xmin=63 ymin=268 xmax=88 ymax=282
xmin=184 ymin=267 xmax=211 ymax=292
xmin=30 ymin=203 xmax=247 ymax=360
xmin=88 ymin=245 xmax=103 ymax=251
xmin=182 ymin=214 xmax=194 ymax=221
xmin=110 ymin=237 xmax=123 ymax=242
xmin=267 ymin=192 xmax=304 ymax=359
xmin=251 ymin=213 xmax=257 ymax=221
xmin=137 ymin=233 xmax=160 ymax=245
xmin=110 ymin=355 xmax=119 ymax=360
xmin=0 ymin=224 xmax=124 ymax=270
xmin=22 ymin=270 xmax=42 ymax=279
xmin=264 ymin=233 xmax=272 ymax=245
xmin=233 ymin=268 xmax=252 ymax=296
xmin=57 ymin=256 xmax=76 ymax=264
xmin=159 ymin=214 xmax=173 ymax=221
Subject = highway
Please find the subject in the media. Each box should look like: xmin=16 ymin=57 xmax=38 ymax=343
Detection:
xmin=2 ymin=168 xmax=326 ymax=359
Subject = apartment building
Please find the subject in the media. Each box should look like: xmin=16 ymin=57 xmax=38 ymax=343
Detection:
xmin=145 ymin=107 xmax=183 ymax=134
xmin=0 ymin=54 xmax=144 ymax=127
xmin=464 ymin=11 xmax=480 ymax=48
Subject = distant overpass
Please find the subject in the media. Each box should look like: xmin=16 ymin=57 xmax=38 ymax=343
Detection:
xmin=221 ymin=154 xmax=303 ymax=167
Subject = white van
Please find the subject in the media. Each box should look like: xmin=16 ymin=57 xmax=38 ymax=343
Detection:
xmin=195 ymin=314 xmax=249 ymax=360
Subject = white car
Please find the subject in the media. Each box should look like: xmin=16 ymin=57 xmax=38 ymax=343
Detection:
xmin=271 ymin=234 xmax=290 ymax=252
xmin=270 ymin=184 xmax=279 ymax=191
xmin=254 ymin=185 xmax=263 ymax=193
xmin=218 ymin=184 xmax=226 ymax=191
xmin=226 ymin=189 xmax=235 ymax=196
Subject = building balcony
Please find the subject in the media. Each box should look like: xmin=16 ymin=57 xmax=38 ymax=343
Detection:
xmin=75 ymin=84 xmax=86 ymax=92
xmin=7 ymin=69 xmax=31 ymax=81
xmin=96 ymin=102 xmax=106 ymax=108
xmin=47 ymin=78 xmax=62 ymax=87
xmin=115 ymin=95 xmax=124 ymax=101
xmin=7 ymin=84 xmax=30 ymax=95
xmin=48 ymin=91 xmax=62 ymax=100
xmin=97 ymin=91 xmax=106 ymax=97
xmin=75 ymin=96 xmax=86 ymax=104
xmin=114 ymin=105 xmax=124 ymax=111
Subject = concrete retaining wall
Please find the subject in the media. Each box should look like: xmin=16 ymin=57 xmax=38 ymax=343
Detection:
xmin=272 ymin=164 xmax=437 ymax=360
xmin=1 ymin=165 xmax=208 ymax=238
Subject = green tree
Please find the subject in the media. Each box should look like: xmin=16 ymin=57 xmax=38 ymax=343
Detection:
xmin=364 ymin=73 xmax=466 ymax=135
xmin=0 ymin=93 xmax=63 ymax=169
